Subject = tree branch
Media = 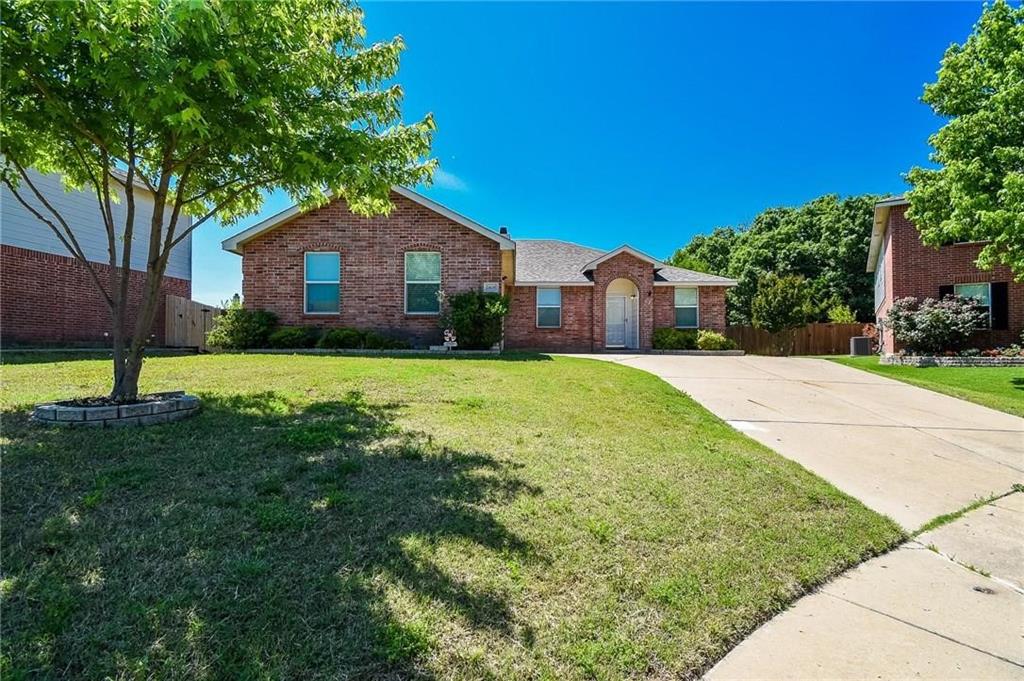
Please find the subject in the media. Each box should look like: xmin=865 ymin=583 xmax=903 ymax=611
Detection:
xmin=2 ymin=175 xmax=114 ymax=309
xmin=26 ymin=70 xmax=158 ymax=194
xmin=167 ymin=177 xmax=275 ymax=252
xmin=118 ymin=130 xmax=139 ymax=314
xmin=68 ymin=138 xmax=116 ymax=239
xmin=160 ymin=164 xmax=193 ymax=258
xmin=180 ymin=175 xmax=249 ymax=205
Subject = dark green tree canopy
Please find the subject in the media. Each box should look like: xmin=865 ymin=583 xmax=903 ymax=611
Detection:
xmin=906 ymin=0 xmax=1024 ymax=278
xmin=668 ymin=226 xmax=739 ymax=276
xmin=669 ymin=194 xmax=881 ymax=325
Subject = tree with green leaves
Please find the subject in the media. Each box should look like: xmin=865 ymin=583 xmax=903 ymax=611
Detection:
xmin=751 ymin=273 xmax=814 ymax=355
xmin=751 ymin=273 xmax=813 ymax=334
xmin=1 ymin=0 xmax=435 ymax=400
xmin=670 ymin=194 xmax=879 ymax=325
xmin=667 ymin=226 xmax=739 ymax=276
xmin=906 ymin=0 xmax=1024 ymax=278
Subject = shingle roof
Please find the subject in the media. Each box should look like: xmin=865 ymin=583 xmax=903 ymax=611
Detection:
xmin=654 ymin=264 xmax=737 ymax=285
xmin=514 ymin=239 xmax=603 ymax=284
xmin=513 ymin=239 xmax=737 ymax=286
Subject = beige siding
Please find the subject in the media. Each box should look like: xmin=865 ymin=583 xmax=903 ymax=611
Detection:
xmin=1 ymin=167 xmax=191 ymax=280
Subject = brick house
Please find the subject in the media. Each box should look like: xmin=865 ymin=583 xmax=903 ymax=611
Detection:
xmin=867 ymin=196 xmax=1022 ymax=353
xmin=1 ymin=168 xmax=192 ymax=345
xmin=222 ymin=189 xmax=736 ymax=351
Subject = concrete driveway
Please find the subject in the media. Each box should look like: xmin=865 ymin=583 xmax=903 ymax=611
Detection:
xmin=578 ymin=354 xmax=1024 ymax=679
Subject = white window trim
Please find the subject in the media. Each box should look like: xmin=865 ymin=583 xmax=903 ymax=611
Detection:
xmin=954 ymin=282 xmax=992 ymax=329
xmin=405 ymin=251 xmax=442 ymax=316
xmin=536 ymin=287 xmax=562 ymax=328
xmin=674 ymin=287 xmax=699 ymax=328
xmin=874 ymin=236 xmax=887 ymax=312
xmin=304 ymin=251 xmax=340 ymax=315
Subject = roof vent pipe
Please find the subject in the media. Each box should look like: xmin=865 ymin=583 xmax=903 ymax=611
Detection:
xmin=499 ymin=226 xmax=509 ymax=236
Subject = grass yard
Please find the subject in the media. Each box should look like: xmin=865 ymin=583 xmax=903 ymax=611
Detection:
xmin=2 ymin=353 xmax=902 ymax=680
xmin=831 ymin=356 xmax=1024 ymax=418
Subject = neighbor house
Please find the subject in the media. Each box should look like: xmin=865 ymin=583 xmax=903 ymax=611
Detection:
xmin=1 ymin=167 xmax=192 ymax=345
xmin=221 ymin=188 xmax=736 ymax=351
xmin=867 ymin=196 xmax=1022 ymax=353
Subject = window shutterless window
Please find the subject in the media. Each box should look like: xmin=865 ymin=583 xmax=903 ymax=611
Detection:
xmin=405 ymin=252 xmax=441 ymax=314
xmin=674 ymin=287 xmax=698 ymax=328
xmin=304 ymin=252 xmax=340 ymax=314
xmin=954 ymin=282 xmax=992 ymax=328
xmin=536 ymin=287 xmax=561 ymax=328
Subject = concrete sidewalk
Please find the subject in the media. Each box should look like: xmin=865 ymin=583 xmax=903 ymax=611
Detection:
xmin=585 ymin=354 xmax=1022 ymax=530
xmin=706 ymin=532 xmax=1024 ymax=680
xmin=576 ymin=354 xmax=1024 ymax=679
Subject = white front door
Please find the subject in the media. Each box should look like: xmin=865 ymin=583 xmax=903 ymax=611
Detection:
xmin=606 ymin=296 xmax=627 ymax=347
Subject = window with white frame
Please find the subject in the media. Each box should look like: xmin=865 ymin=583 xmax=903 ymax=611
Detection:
xmin=955 ymin=282 xmax=992 ymax=328
xmin=405 ymin=251 xmax=441 ymax=314
xmin=674 ymin=287 xmax=698 ymax=328
xmin=304 ymin=252 xmax=340 ymax=314
xmin=536 ymin=287 xmax=561 ymax=328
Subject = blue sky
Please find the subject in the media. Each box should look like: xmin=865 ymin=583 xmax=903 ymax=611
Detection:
xmin=191 ymin=1 xmax=984 ymax=305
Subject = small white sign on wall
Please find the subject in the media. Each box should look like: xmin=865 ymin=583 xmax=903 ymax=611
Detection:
xmin=481 ymin=282 xmax=500 ymax=294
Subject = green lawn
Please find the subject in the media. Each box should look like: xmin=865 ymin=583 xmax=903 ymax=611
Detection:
xmin=830 ymin=356 xmax=1024 ymax=418
xmin=2 ymin=353 xmax=902 ymax=680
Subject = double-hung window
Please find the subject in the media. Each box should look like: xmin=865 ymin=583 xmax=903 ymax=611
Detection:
xmin=954 ymin=282 xmax=991 ymax=328
xmin=405 ymin=252 xmax=441 ymax=314
xmin=536 ymin=287 xmax=561 ymax=328
xmin=674 ymin=287 xmax=699 ymax=328
xmin=304 ymin=252 xmax=340 ymax=314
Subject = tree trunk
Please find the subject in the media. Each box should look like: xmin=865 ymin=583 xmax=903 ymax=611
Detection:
xmin=110 ymin=261 xmax=168 ymax=401
xmin=111 ymin=345 xmax=145 ymax=402
xmin=109 ymin=321 xmax=128 ymax=400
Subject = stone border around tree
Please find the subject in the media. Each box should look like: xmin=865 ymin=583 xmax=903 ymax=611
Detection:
xmin=881 ymin=354 xmax=1024 ymax=367
xmin=32 ymin=392 xmax=201 ymax=427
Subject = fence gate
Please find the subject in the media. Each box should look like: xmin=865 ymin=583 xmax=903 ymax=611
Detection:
xmin=165 ymin=295 xmax=222 ymax=351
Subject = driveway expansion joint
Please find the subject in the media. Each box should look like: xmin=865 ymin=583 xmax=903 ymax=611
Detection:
xmin=579 ymin=355 xmax=1024 ymax=678
xmin=819 ymin=589 xmax=1024 ymax=669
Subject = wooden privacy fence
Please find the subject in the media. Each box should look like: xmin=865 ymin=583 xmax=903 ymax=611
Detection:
xmin=165 ymin=295 xmax=222 ymax=351
xmin=724 ymin=323 xmax=864 ymax=356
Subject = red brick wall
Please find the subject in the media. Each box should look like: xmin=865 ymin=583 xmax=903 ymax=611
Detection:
xmin=590 ymin=253 xmax=656 ymax=350
xmin=1 ymin=244 xmax=190 ymax=345
xmin=240 ymin=192 xmax=502 ymax=347
xmin=504 ymin=268 xmax=731 ymax=352
xmin=504 ymin=285 xmax=594 ymax=351
xmin=653 ymin=286 xmax=728 ymax=331
xmin=880 ymin=204 xmax=1023 ymax=352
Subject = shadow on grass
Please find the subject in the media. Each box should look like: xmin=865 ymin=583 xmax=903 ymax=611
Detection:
xmin=238 ymin=350 xmax=555 ymax=362
xmin=1 ymin=350 xmax=555 ymax=366
xmin=2 ymin=390 xmax=541 ymax=678
xmin=1013 ymin=377 xmax=1023 ymax=392
xmin=0 ymin=349 xmax=198 ymax=366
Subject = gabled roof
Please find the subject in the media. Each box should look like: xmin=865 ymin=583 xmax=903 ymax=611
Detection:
xmin=581 ymin=244 xmax=662 ymax=271
xmin=866 ymin=196 xmax=909 ymax=273
xmin=653 ymin=264 xmax=737 ymax=286
xmin=514 ymin=239 xmax=737 ymax=286
xmin=514 ymin=239 xmax=603 ymax=284
xmin=221 ymin=186 xmax=514 ymax=254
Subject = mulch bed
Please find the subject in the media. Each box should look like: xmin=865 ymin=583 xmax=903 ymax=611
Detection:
xmin=56 ymin=391 xmax=185 ymax=408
